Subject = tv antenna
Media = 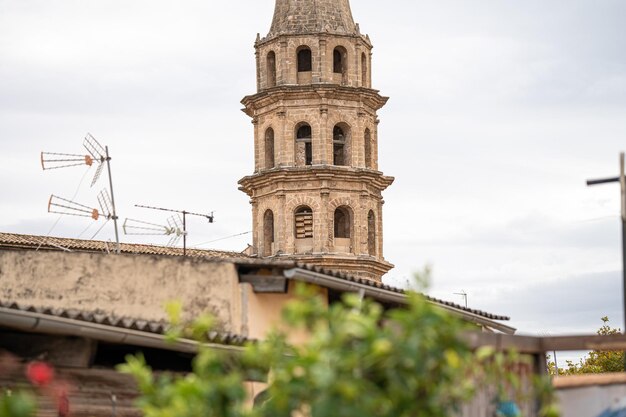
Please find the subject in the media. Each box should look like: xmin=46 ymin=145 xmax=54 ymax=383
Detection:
xmin=134 ymin=204 xmax=214 ymax=256
xmin=122 ymin=215 xmax=185 ymax=248
xmin=41 ymin=133 xmax=121 ymax=253
xmin=47 ymin=189 xmax=116 ymax=240
xmin=453 ymin=290 xmax=468 ymax=308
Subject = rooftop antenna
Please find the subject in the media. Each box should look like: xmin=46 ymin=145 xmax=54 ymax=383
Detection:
xmin=41 ymin=133 xmax=121 ymax=253
xmin=122 ymin=215 xmax=185 ymax=247
xmin=454 ymin=290 xmax=468 ymax=308
xmin=134 ymin=204 xmax=215 ymax=256
xmin=47 ymin=189 xmax=115 ymax=240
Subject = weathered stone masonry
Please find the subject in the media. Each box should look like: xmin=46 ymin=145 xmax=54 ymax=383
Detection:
xmin=239 ymin=0 xmax=394 ymax=282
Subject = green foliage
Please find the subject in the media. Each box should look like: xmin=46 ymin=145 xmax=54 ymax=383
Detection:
xmin=120 ymin=280 xmax=560 ymax=417
xmin=0 ymin=390 xmax=37 ymax=417
xmin=552 ymin=317 xmax=625 ymax=375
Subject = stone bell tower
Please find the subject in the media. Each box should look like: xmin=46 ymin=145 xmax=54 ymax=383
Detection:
xmin=239 ymin=0 xmax=394 ymax=282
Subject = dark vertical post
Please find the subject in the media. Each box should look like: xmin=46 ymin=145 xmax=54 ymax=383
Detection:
xmin=613 ymin=152 xmax=626 ymax=371
xmin=105 ymin=146 xmax=121 ymax=254
xmin=586 ymin=152 xmax=626 ymax=370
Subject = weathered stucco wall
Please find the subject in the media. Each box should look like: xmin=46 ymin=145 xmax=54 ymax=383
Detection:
xmin=245 ymin=280 xmax=327 ymax=344
xmin=0 ymin=250 xmax=243 ymax=333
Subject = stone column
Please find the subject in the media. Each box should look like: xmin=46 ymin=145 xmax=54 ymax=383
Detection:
xmin=252 ymin=117 xmax=260 ymax=173
xmin=277 ymin=192 xmax=286 ymax=254
xmin=255 ymin=46 xmax=261 ymax=92
xmin=320 ymin=187 xmax=330 ymax=253
xmin=377 ymin=200 xmax=384 ymax=258
xmin=319 ymin=105 xmax=329 ymax=164
xmin=280 ymin=40 xmax=288 ymax=85
xmin=251 ymin=199 xmax=259 ymax=255
xmin=278 ymin=110 xmax=292 ymax=166
xmin=319 ymin=38 xmax=327 ymax=83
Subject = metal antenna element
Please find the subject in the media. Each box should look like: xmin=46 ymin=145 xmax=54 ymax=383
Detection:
xmin=454 ymin=290 xmax=468 ymax=308
xmin=122 ymin=214 xmax=185 ymax=248
xmin=84 ymin=133 xmax=107 ymax=187
xmin=586 ymin=152 xmax=626 ymax=370
xmin=48 ymin=195 xmax=101 ymax=220
xmin=135 ymin=204 xmax=215 ymax=256
xmin=41 ymin=133 xmax=121 ymax=253
xmin=41 ymin=152 xmax=94 ymax=170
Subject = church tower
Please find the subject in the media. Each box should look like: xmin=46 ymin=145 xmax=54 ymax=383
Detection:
xmin=239 ymin=0 xmax=394 ymax=282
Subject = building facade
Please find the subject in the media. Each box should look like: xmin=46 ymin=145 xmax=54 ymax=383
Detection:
xmin=239 ymin=0 xmax=394 ymax=282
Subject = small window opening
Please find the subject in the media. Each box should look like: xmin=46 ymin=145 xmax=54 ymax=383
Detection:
xmin=334 ymin=207 xmax=351 ymax=238
xmin=364 ymin=128 xmax=372 ymax=169
xmin=333 ymin=47 xmax=348 ymax=84
xmin=297 ymin=47 xmax=312 ymax=72
xmin=267 ymin=51 xmax=276 ymax=88
xmin=333 ymin=125 xmax=346 ymax=166
xmin=265 ymin=128 xmax=275 ymax=169
xmin=263 ymin=210 xmax=274 ymax=257
xmin=296 ymin=123 xmax=313 ymax=166
xmin=333 ymin=49 xmax=343 ymax=74
xmin=295 ymin=206 xmax=313 ymax=239
xmin=367 ymin=210 xmax=376 ymax=256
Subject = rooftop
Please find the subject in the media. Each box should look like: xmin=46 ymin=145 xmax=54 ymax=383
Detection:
xmin=0 ymin=232 xmax=512 ymax=329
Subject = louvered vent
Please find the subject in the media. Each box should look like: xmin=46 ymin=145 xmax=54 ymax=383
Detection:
xmin=295 ymin=209 xmax=313 ymax=239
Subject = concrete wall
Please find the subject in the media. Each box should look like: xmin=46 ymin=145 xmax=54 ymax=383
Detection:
xmin=0 ymin=250 xmax=243 ymax=333
xmin=555 ymin=374 xmax=626 ymax=417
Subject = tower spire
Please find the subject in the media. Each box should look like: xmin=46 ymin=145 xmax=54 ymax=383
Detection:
xmin=269 ymin=0 xmax=358 ymax=37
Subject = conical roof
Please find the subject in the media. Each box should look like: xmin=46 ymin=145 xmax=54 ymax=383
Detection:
xmin=268 ymin=0 xmax=358 ymax=37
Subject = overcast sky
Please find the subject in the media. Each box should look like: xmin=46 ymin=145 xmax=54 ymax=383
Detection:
xmin=1 ymin=0 xmax=626 ymax=350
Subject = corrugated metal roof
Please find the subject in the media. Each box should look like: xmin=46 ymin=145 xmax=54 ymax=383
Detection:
xmin=0 ymin=300 xmax=250 ymax=346
xmin=0 ymin=232 xmax=247 ymax=260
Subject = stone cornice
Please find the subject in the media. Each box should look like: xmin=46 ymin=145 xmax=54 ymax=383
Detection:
xmin=238 ymin=166 xmax=395 ymax=197
xmin=256 ymin=32 xmax=373 ymax=49
xmin=241 ymin=85 xmax=389 ymax=117
xmin=271 ymin=253 xmax=394 ymax=277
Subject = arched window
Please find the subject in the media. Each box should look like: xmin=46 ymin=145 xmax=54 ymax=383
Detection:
xmin=265 ymin=128 xmax=275 ymax=169
xmin=333 ymin=46 xmax=348 ymax=84
xmin=333 ymin=123 xmax=350 ymax=166
xmin=368 ymin=210 xmax=376 ymax=256
xmin=364 ymin=128 xmax=372 ymax=169
xmin=296 ymin=123 xmax=312 ymax=166
xmin=295 ymin=206 xmax=313 ymax=239
xmin=263 ymin=210 xmax=274 ymax=257
xmin=334 ymin=207 xmax=351 ymax=238
xmin=361 ymin=52 xmax=368 ymax=87
xmin=266 ymin=51 xmax=276 ymax=88
xmin=297 ymin=47 xmax=312 ymax=72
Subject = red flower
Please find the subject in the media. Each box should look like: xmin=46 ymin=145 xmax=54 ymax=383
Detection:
xmin=26 ymin=361 xmax=55 ymax=386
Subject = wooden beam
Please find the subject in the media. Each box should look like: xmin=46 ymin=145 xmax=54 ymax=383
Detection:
xmin=464 ymin=332 xmax=626 ymax=354
xmin=239 ymin=274 xmax=288 ymax=293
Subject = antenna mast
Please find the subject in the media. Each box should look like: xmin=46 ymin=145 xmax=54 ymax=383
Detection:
xmin=134 ymin=204 xmax=214 ymax=256
xmin=41 ymin=133 xmax=121 ymax=253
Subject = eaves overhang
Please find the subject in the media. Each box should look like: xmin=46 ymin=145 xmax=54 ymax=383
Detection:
xmin=282 ymin=267 xmax=517 ymax=335
xmin=0 ymin=304 xmax=247 ymax=355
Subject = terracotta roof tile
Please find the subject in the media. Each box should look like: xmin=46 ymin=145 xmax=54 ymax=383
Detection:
xmin=0 ymin=232 xmax=247 ymax=260
xmin=0 ymin=300 xmax=249 ymax=346
xmin=0 ymin=232 xmax=509 ymax=322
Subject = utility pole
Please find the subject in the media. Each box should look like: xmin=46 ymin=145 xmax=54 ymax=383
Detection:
xmin=586 ymin=152 xmax=626 ymax=370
